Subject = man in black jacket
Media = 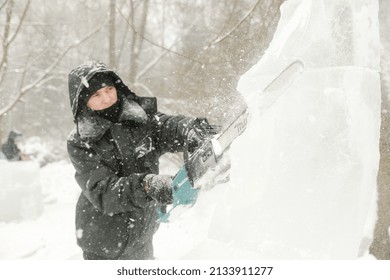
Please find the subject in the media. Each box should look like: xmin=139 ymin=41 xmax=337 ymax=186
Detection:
xmin=67 ymin=61 xmax=215 ymax=260
xmin=1 ymin=130 xmax=22 ymax=161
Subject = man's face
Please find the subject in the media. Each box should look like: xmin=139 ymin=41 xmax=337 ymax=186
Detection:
xmin=87 ymin=86 xmax=118 ymax=111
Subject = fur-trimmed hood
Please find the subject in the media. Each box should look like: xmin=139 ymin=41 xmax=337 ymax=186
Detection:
xmin=68 ymin=61 xmax=154 ymax=141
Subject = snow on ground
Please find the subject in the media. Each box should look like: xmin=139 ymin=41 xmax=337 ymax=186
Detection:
xmin=0 ymin=161 xmax=82 ymax=260
xmin=154 ymin=182 xmax=229 ymax=259
xmin=0 ymin=154 xmax=182 ymax=260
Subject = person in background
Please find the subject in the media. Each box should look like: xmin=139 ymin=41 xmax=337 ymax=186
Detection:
xmin=1 ymin=130 xmax=22 ymax=161
xmin=67 ymin=61 xmax=217 ymax=260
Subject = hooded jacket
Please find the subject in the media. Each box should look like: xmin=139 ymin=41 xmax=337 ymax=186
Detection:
xmin=67 ymin=61 xmax=194 ymax=259
xmin=1 ymin=131 xmax=22 ymax=161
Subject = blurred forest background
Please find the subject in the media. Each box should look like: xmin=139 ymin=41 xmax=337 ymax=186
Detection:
xmin=0 ymin=0 xmax=389 ymax=259
xmin=0 ymin=0 xmax=282 ymax=147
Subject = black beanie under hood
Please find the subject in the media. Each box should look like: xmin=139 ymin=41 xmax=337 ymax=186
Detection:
xmin=86 ymin=72 xmax=115 ymax=94
xmin=79 ymin=72 xmax=115 ymax=108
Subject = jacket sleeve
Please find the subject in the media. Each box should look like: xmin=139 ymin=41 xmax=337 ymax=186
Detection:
xmin=152 ymin=112 xmax=196 ymax=154
xmin=67 ymin=135 xmax=150 ymax=215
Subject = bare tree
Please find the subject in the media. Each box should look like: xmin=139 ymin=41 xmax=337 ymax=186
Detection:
xmin=127 ymin=0 xmax=150 ymax=84
xmin=0 ymin=0 xmax=107 ymax=140
xmin=109 ymin=0 xmax=116 ymax=68
xmin=0 ymin=0 xmax=30 ymax=138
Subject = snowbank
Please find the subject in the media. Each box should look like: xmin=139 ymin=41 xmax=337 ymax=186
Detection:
xmin=0 ymin=161 xmax=81 ymax=259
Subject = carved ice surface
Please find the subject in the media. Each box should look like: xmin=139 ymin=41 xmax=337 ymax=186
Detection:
xmin=154 ymin=0 xmax=381 ymax=259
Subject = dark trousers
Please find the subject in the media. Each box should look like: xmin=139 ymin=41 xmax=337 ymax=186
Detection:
xmin=83 ymin=251 xmax=116 ymax=260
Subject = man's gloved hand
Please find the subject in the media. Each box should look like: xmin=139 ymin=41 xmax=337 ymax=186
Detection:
xmin=187 ymin=118 xmax=221 ymax=154
xmin=143 ymin=174 xmax=173 ymax=205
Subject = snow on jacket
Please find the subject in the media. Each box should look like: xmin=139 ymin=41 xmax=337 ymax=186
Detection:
xmin=67 ymin=61 xmax=194 ymax=259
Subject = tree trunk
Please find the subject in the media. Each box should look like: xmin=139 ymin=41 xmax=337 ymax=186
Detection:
xmin=109 ymin=0 xmax=116 ymax=68
xmin=369 ymin=0 xmax=390 ymax=260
